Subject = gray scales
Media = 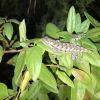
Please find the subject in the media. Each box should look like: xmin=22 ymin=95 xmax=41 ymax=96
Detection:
xmin=42 ymin=36 xmax=91 ymax=60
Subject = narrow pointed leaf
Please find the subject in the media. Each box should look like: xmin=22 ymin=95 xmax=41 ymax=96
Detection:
xmin=26 ymin=46 xmax=43 ymax=81
xmin=56 ymin=70 xmax=74 ymax=88
xmin=75 ymin=13 xmax=81 ymax=33
xmin=80 ymin=19 xmax=90 ymax=33
xmin=19 ymin=19 xmax=26 ymax=42
xmin=67 ymin=6 xmax=76 ymax=33
xmin=46 ymin=23 xmax=60 ymax=39
xmin=39 ymin=64 xmax=58 ymax=93
xmin=84 ymin=12 xmax=100 ymax=27
xmin=3 ymin=23 xmax=13 ymax=40
xmin=0 ymin=83 xmax=8 ymax=99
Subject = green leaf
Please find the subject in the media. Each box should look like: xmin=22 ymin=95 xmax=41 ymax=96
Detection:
xmin=83 ymin=52 xmax=100 ymax=67
xmin=75 ymin=13 xmax=81 ymax=33
xmin=0 ymin=19 xmax=5 ymax=25
xmin=46 ymin=23 xmax=60 ymax=39
xmin=39 ymin=64 xmax=58 ymax=93
xmin=56 ymin=70 xmax=74 ymax=88
xmin=58 ymin=31 xmax=72 ymax=42
xmin=79 ymin=38 xmax=97 ymax=50
xmin=26 ymin=46 xmax=43 ymax=81
xmin=80 ymin=19 xmax=90 ymax=33
xmin=57 ymin=53 xmax=73 ymax=69
xmin=29 ymin=80 xmax=42 ymax=99
xmin=90 ymin=36 xmax=100 ymax=42
xmin=58 ymin=85 xmax=68 ymax=100
xmin=13 ymin=50 xmax=26 ymax=85
xmin=8 ymin=19 xmax=20 ymax=24
xmin=0 ymin=46 xmax=4 ymax=62
xmin=19 ymin=89 xmax=29 ymax=100
xmin=19 ymin=19 xmax=26 ymax=42
xmin=86 ymin=27 xmax=100 ymax=38
xmin=0 ymin=83 xmax=8 ymax=99
xmin=71 ymin=79 xmax=85 ymax=100
xmin=74 ymin=60 xmax=90 ymax=74
xmin=38 ymin=90 xmax=49 ymax=100
xmin=84 ymin=12 xmax=100 ymax=27
xmin=7 ymin=54 xmax=18 ymax=66
xmin=49 ymin=53 xmax=57 ymax=64
xmin=71 ymin=68 xmax=91 ymax=85
xmin=95 ymin=43 xmax=100 ymax=52
xmin=3 ymin=23 xmax=13 ymax=40
xmin=67 ymin=6 xmax=76 ymax=33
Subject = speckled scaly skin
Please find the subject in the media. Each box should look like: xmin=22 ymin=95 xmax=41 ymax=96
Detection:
xmin=42 ymin=36 xmax=90 ymax=53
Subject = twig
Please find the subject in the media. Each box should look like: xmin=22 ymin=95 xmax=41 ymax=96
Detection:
xmin=4 ymin=49 xmax=24 ymax=54
xmin=46 ymin=64 xmax=60 ymax=68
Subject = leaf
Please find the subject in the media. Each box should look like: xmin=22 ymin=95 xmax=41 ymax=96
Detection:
xmin=71 ymin=68 xmax=91 ymax=85
xmin=90 ymin=36 xmax=100 ymax=42
xmin=0 ymin=19 xmax=5 ymax=25
xmin=67 ymin=6 xmax=76 ymax=33
xmin=75 ymin=13 xmax=82 ymax=33
xmin=56 ymin=70 xmax=74 ymax=88
xmin=19 ymin=19 xmax=26 ymax=42
xmin=46 ymin=23 xmax=60 ymax=39
xmin=13 ymin=50 xmax=26 ymax=85
xmin=86 ymin=27 xmax=100 ymax=38
xmin=28 ymin=80 xmax=42 ymax=99
xmin=19 ymin=89 xmax=29 ymax=100
xmin=80 ymin=19 xmax=90 ymax=33
xmin=58 ymin=31 xmax=72 ymax=42
xmin=3 ymin=23 xmax=13 ymax=40
xmin=79 ymin=38 xmax=97 ymax=50
xmin=58 ymin=85 xmax=68 ymax=100
xmin=49 ymin=53 xmax=57 ymax=64
xmin=95 ymin=43 xmax=100 ymax=52
xmin=0 ymin=46 xmax=4 ymax=62
xmin=84 ymin=12 xmax=100 ymax=27
xmin=71 ymin=79 xmax=85 ymax=100
xmin=39 ymin=64 xmax=58 ymax=93
xmin=83 ymin=52 xmax=100 ymax=67
xmin=26 ymin=46 xmax=43 ymax=81
xmin=0 ymin=83 xmax=8 ymax=99
xmin=38 ymin=90 xmax=49 ymax=100
xmin=7 ymin=54 xmax=18 ymax=66
xmin=57 ymin=53 xmax=73 ymax=69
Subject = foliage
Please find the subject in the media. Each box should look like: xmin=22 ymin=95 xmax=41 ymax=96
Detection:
xmin=0 ymin=6 xmax=100 ymax=100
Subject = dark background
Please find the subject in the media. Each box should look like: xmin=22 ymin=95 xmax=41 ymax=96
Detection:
xmin=0 ymin=0 xmax=100 ymax=88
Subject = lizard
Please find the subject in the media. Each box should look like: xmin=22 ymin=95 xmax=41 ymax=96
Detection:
xmin=42 ymin=36 xmax=91 ymax=60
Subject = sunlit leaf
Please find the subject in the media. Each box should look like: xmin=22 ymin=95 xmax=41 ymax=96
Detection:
xmin=75 ymin=13 xmax=81 ymax=33
xmin=39 ymin=64 xmax=58 ymax=93
xmin=13 ymin=50 xmax=26 ymax=85
xmin=80 ymin=19 xmax=90 ymax=33
xmin=79 ymin=38 xmax=97 ymax=50
xmin=71 ymin=79 xmax=85 ymax=100
xmin=3 ymin=23 xmax=13 ymax=40
xmin=84 ymin=12 xmax=100 ymax=27
xmin=57 ymin=53 xmax=73 ymax=69
xmin=19 ymin=19 xmax=26 ymax=42
xmin=26 ymin=46 xmax=43 ymax=81
xmin=49 ymin=53 xmax=57 ymax=64
xmin=0 ymin=83 xmax=8 ymax=99
xmin=28 ymin=80 xmax=42 ymax=99
xmin=86 ymin=27 xmax=100 ymax=38
xmin=71 ymin=68 xmax=91 ymax=85
xmin=46 ymin=23 xmax=60 ymax=39
xmin=83 ymin=52 xmax=100 ymax=67
xmin=67 ymin=6 xmax=76 ymax=33
xmin=56 ymin=70 xmax=74 ymax=88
